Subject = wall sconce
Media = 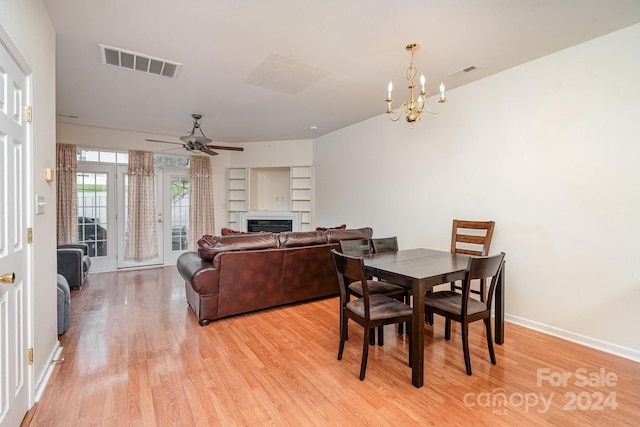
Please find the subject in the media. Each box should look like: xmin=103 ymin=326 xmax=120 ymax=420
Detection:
xmin=45 ymin=168 xmax=54 ymax=182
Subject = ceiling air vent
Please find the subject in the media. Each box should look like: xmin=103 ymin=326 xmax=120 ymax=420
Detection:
xmin=99 ymin=44 xmax=181 ymax=79
xmin=448 ymin=65 xmax=478 ymax=78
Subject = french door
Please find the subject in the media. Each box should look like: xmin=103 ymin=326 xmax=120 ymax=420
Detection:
xmin=76 ymin=164 xmax=189 ymax=270
xmin=114 ymin=166 xmax=190 ymax=269
xmin=116 ymin=166 xmax=164 ymax=269
xmin=77 ymin=164 xmax=115 ymax=272
xmin=164 ymin=170 xmax=190 ymax=265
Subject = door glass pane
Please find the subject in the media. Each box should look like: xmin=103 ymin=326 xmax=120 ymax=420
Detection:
xmin=171 ymin=176 xmax=189 ymax=251
xmin=77 ymin=172 xmax=108 ymax=257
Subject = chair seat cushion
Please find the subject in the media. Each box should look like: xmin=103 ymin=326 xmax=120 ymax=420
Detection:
xmin=424 ymin=291 xmax=487 ymax=315
xmin=348 ymin=280 xmax=404 ymax=297
xmin=346 ymin=294 xmax=413 ymax=320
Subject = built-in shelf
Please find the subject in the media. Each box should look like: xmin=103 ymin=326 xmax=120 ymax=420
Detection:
xmin=226 ymin=165 xmax=313 ymax=232
xmin=290 ymin=166 xmax=312 ymax=231
xmin=226 ymin=167 xmax=248 ymax=227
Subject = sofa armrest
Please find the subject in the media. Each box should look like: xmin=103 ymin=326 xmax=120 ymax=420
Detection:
xmin=57 ymin=247 xmax=85 ymax=290
xmin=58 ymin=243 xmax=89 ymax=255
xmin=177 ymin=251 xmax=219 ymax=295
xmin=57 ymin=274 xmax=70 ymax=335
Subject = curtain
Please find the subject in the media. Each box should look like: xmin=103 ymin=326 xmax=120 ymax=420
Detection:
xmin=56 ymin=143 xmax=78 ymax=244
xmin=188 ymin=155 xmax=215 ymax=251
xmin=125 ymin=150 xmax=159 ymax=261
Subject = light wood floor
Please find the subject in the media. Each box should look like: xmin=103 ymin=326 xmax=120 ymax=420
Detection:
xmin=23 ymin=267 xmax=640 ymax=426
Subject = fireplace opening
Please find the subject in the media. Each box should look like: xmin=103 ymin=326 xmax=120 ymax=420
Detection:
xmin=247 ymin=219 xmax=293 ymax=233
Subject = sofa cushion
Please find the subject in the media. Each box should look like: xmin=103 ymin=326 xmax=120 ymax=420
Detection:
xmin=325 ymin=227 xmax=373 ymax=243
xmin=278 ymin=231 xmax=327 ymax=248
xmin=198 ymin=233 xmax=278 ymax=261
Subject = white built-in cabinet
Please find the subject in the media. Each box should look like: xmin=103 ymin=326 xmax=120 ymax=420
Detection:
xmin=226 ymin=166 xmax=313 ymax=231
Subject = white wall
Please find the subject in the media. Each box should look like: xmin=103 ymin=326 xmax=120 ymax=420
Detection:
xmin=228 ymin=139 xmax=313 ymax=169
xmin=313 ymin=24 xmax=640 ymax=358
xmin=0 ymin=0 xmax=58 ymax=399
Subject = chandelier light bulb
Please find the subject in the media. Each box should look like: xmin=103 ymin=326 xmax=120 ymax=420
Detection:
xmin=387 ymin=81 xmax=393 ymax=99
xmin=420 ymin=74 xmax=426 ymax=92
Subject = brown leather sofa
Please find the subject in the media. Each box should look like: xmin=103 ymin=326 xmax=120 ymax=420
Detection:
xmin=177 ymin=227 xmax=373 ymax=325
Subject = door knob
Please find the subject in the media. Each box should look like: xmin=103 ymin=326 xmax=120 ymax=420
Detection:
xmin=1 ymin=272 xmax=15 ymax=284
xmin=158 ymin=219 xmax=163 ymax=223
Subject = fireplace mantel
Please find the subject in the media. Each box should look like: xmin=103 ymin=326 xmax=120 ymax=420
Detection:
xmin=238 ymin=211 xmax=301 ymax=232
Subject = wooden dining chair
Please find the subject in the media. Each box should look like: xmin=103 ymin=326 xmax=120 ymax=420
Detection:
xmin=331 ymin=249 xmax=413 ymax=380
xmin=339 ymin=238 xmax=373 ymax=257
xmin=370 ymin=236 xmax=398 ymax=253
xmin=339 ymin=239 xmax=405 ymax=346
xmin=371 ymin=236 xmax=409 ymax=335
xmin=450 ymin=220 xmax=495 ymax=302
xmin=424 ymin=252 xmax=505 ymax=375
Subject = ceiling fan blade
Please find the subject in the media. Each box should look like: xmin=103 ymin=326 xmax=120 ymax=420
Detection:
xmin=199 ymin=146 xmax=219 ymax=156
xmin=145 ymin=137 xmax=243 ymax=153
xmin=145 ymin=138 xmax=181 ymax=145
xmin=205 ymin=145 xmax=244 ymax=151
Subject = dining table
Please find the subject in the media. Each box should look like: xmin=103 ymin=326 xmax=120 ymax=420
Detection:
xmin=362 ymin=248 xmax=505 ymax=388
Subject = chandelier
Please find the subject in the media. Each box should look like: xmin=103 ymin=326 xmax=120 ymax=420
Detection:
xmin=385 ymin=43 xmax=447 ymax=125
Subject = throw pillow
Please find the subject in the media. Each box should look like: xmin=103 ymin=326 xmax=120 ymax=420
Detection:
xmin=315 ymin=224 xmax=347 ymax=232
xmin=220 ymin=227 xmax=252 ymax=236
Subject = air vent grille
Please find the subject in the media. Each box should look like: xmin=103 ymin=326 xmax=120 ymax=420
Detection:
xmin=448 ymin=65 xmax=479 ymax=78
xmin=99 ymin=44 xmax=181 ymax=79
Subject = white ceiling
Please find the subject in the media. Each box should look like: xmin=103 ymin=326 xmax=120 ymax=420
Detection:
xmin=43 ymin=0 xmax=640 ymax=146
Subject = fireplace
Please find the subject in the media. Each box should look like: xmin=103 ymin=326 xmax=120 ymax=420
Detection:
xmin=238 ymin=211 xmax=301 ymax=232
xmin=247 ymin=219 xmax=293 ymax=233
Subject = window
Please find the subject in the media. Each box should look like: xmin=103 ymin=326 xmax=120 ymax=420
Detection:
xmin=77 ymin=148 xmax=189 ymax=168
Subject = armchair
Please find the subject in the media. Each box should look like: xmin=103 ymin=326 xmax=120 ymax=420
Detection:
xmin=57 ymin=274 xmax=70 ymax=335
xmin=57 ymin=243 xmax=91 ymax=290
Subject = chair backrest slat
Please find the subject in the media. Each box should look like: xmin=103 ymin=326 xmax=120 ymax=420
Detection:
xmin=451 ymin=220 xmax=495 ymax=257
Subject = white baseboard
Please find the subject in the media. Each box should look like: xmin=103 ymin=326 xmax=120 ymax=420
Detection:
xmin=33 ymin=342 xmax=63 ymax=402
xmin=505 ymin=314 xmax=640 ymax=363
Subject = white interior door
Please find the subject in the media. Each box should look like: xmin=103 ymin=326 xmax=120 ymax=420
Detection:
xmin=116 ymin=166 xmax=164 ymax=268
xmin=0 ymin=34 xmax=31 ymax=427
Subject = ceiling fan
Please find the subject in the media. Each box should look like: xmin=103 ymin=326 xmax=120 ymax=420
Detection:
xmin=145 ymin=114 xmax=243 ymax=156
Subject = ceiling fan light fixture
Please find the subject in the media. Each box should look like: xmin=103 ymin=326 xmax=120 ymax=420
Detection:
xmin=180 ymin=135 xmax=197 ymax=144
xmin=181 ymin=114 xmax=212 ymax=146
